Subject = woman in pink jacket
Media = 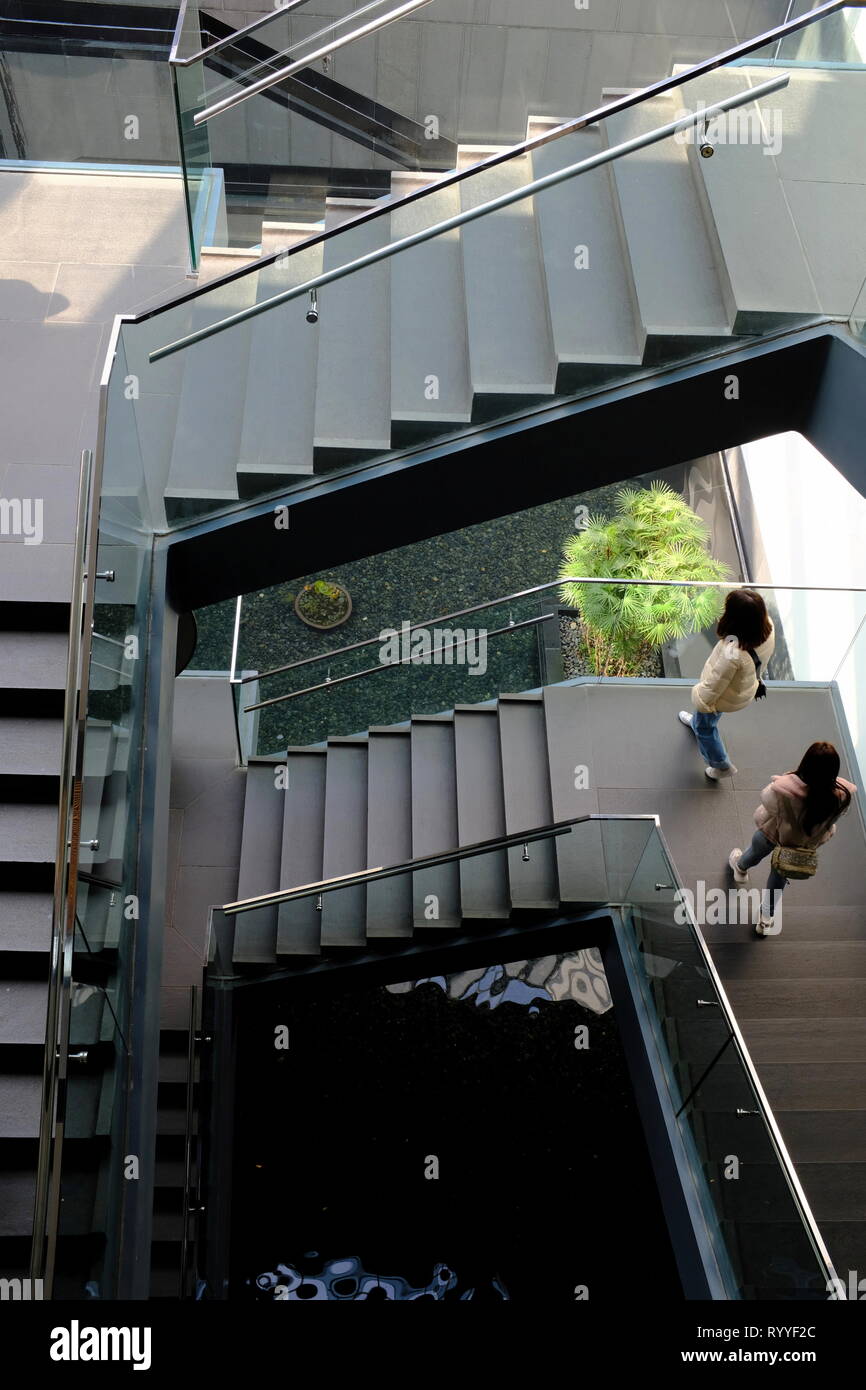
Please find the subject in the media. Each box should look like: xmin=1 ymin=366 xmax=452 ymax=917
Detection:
xmin=729 ymin=742 xmax=855 ymax=936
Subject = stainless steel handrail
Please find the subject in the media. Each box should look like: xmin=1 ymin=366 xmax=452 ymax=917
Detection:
xmin=193 ymin=0 xmax=435 ymax=126
xmin=148 ymin=0 xmax=852 ymax=323
xmin=29 ymin=450 xmax=92 ymax=1289
xmin=170 ymin=0 xmax=310 ymax=67
xmin=221 ymin=811 xmax=660 ymax=912
xmin=244 ymin=612 xmax=549 ymax=713
xmin=242 ymin=575 xmax=866 ymax=688
xmin=201 ymin=0 xmax=427 ymax=100
xmin=31 ymin=313 xmax=126 ymax=1294
xmin=150 ymin=74 xmax=789 ymax=361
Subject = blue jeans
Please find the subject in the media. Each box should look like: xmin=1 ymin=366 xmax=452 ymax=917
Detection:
xmin=690 ymin=711 xmax=732 ymax=771
xmin=738 ymin=828 xmax=787 ymax=915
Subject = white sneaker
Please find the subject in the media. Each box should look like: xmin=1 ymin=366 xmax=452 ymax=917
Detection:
xmin=729 ymin=849 xmax=749 ymax=883
xmin=705 ymin=763 xmax=737 ymax=780
xmin=755 ymin=915 xmax=782 ymax=937
xmin=678 ymin=710 xmax=693 ymax=730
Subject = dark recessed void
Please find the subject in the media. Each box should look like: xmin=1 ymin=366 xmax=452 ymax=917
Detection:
xmin=230 ymin=950 xmax=682 ymax=1301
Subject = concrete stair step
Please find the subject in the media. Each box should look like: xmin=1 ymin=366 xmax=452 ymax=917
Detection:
xmin=541 ymin=684 xmax=605 ymax=903
xmin=710 ymin=941 xmax=866 ymax=981
xmin=237 ymin=237 xmax=323 ymax=484
xmin=453 ymin=708 xmax=509 ymax=920
xmin=198 ymin=246 xmax=261 ymax=285
xmin=0 ymin=981 xmax=46 ymax=1046
xmin=0 ymin=804 xmax=56 ymax=866
xmin=0 ymin=893 xmax=52 ymax=953
xmin=604 ymin=91 xmax=733 ymax=340
xmin=697 ymin=976 xmax=866 ymax=1019
xmin=149 ymin=1264 xmax=182 ymax=1298
xmin=683 ymin=66 xmax=824 ymax=328
xmin=458 ymin=147 xmax=557 ymax=396
xmin=698 ymin=904 xmax=866 ymax=944
xmin=0 ymin=1076 xmax=41 ymax=1138
xmin=529 ymin=119 xmax=645 ymax=382
xmin=780 ymin=1111 xmax=866 ymax=1165
xmin=320 ymin=739 xmax=368 ymax=949
xmin=365 ymin=730 xmax=413 ymax=940
xmin=155 ymin=1105 xmax=191 ymax=1138
xmin=233 ymin=758 xmax=284 ymax=965
xmin=0 ymin=1170 xmax=36 ymax=1238
xmin=706 ymin=1159 xmax=866 ymax=1224
xmin=410 ymin=716 xmax=460 ymax=930
xmin=260 ymin=221 xmax=325 ymax=257
xmin=278 ymin=750 xmax=326 ymax=957
xmin=153 ymin=1158 xmax=186 ymax=1188
xmin=314 ymin=201 xmax=391 ymax=453
xmin=0 ymin=717 xmax=62 ymax=780
xmin=157 ymin=1052 xmax=196 ymax=1084
xmin=0 ymin=630 xmax=67 ymax=690
xmin=166 ymin=271 xmax=259 ymax=508
xmin=671 ymin=1013 xmax=866 ymax=1067
xmin=497 ymin=695 xmax=558 ymax=910
xmin=683 ymin=1059 xmax=866 ymax=1114
xmin=151 ymin=1208 xmax=184 ymax=1243
xmin=390 ymin=171 xmax=472 ymax=428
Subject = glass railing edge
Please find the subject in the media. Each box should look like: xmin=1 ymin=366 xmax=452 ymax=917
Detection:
xmin=649 ymin=824 xmax=842 ymax=1294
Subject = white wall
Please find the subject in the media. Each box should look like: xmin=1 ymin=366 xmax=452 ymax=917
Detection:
xmin=742 ymin=431 xmax=866 ymax=782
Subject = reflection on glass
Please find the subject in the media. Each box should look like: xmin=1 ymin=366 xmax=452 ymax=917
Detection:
xmin=252 ymin=1255 xmax=508 ymax=1301
xmin=387 ymin=949 xmax=611 ymax=1015
xmin=228 ymin=932 xmax=678 ymax=1301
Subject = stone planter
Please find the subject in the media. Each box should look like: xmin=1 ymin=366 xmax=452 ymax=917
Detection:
xmin=294 ymin=580 xmax=353 ymax=631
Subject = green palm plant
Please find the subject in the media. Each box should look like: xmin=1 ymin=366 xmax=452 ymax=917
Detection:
xmin=559 ymin=482 xmax=728 ymax=676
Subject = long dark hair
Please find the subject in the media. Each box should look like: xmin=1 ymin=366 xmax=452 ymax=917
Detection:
xmin=795 ymin=742 xmax=851 ymax=834
xmin=717 ymin=588 xmax=772 ymax=650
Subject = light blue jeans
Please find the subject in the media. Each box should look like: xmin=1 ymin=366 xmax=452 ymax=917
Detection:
xmin=738 ymin=828 xmax=787 ymax=916
xmin=690 ymin=711 xmax=732 ymax=771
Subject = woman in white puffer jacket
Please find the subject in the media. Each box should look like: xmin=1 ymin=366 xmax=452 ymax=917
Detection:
xmin=678 ymin=588 xmax=775 ymax=780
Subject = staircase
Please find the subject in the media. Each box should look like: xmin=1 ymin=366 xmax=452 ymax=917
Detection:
xmin=142 ymin=63 xmax=865 ymax=520
xmin=233 ymin=691 xmax=586 ymax=963
xmin=6 ymin=0 xmax=863 ymax=1302
xmin=0 ymin=601 xmax=65 ymax=1277
xmin=0 ymin=595 xmax=134 ymax=1285
xmin=150 ymin=1020 xmax=198 ymax=1300
xmin=229 ymin=676 xmax=866 ymax=1288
